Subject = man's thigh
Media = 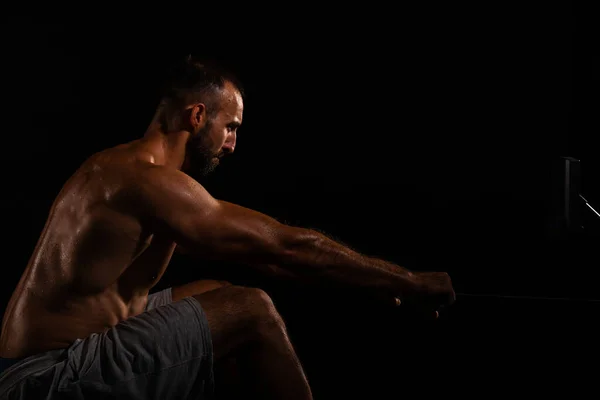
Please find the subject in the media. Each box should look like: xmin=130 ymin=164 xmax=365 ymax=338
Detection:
xmin=146 ymin=279 xmax=232 ymax=312
xmin=171 ymin=280 xmax=232 ymax=302
xmin=0 ymin=298 xmax=215 ymax=400
xmin=72 ymin=297 xmax=213 ymax=399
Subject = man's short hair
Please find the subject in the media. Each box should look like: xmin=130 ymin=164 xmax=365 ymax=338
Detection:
xmin=160 ymin=55 xmax=244 ymax=120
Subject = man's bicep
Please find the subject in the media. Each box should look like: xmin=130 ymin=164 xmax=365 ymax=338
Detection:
xmin=140 ymin=169 xmax=290 ymax=264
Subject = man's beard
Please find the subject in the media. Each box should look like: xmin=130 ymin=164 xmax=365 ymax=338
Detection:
xmin=185 ymin=126 xmax=220 ymax=180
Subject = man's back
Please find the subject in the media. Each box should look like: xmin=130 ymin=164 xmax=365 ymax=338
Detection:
xmin=0 ymin=142 xmax=175 ymax=358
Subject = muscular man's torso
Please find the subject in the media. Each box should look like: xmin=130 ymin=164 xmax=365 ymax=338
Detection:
xmin=0 ymin=142 xmax=176 ymax=358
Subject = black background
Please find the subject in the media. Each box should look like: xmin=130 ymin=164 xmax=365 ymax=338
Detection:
xmin=1 ymin=4 xmax=598 ymax=398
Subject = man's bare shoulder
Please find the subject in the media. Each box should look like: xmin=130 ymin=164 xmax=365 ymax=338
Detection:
xmin=79 ymin=143 xmax=191 ymax=190
xmin=84 ymin=142 xmax=153 ymax=173
xmin=132 ymin=165 xmax=214 ymax=210
xmin=86 ymin=145 xmax=216 ymax=216
xmin=60 ymin=143 xmax=189 ymax=209
xmin=127 ymin=159 xmax=200 ymax=194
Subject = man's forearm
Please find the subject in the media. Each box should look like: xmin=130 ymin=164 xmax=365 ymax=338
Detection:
xmin=273 ymin=227 xmax=420 ymax=298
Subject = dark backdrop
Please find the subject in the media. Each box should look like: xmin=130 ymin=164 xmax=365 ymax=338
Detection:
xmin=1 ymin=4 xmax=598 ymax=398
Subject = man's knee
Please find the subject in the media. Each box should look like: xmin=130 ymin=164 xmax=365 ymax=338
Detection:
xmin=227 ymin=286 xmax=285 ymax=331
xmin=193 ymin=286 xmax=289 ymax=359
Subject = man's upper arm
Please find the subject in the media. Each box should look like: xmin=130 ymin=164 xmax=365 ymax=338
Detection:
xmin=134 ymin=166 xmax=295 ymax=265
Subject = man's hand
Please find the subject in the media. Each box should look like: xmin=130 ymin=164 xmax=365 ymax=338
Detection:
xmin=395 ymin=272 xmax=455 ymax=318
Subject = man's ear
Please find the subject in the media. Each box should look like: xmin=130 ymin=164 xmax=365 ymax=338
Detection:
xmin=188 ymin=103 xmax=207 ymax=129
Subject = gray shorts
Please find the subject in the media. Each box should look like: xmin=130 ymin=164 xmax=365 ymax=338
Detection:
xmin=0 ymin=289 xmax=214 ymax=399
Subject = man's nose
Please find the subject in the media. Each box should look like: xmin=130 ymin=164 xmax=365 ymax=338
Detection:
xmin=222 ymin=132 xmax=236 ymax=154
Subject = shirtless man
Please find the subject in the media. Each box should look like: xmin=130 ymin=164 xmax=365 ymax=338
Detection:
xmin=0 ymin=58 xmax=455 ymax=399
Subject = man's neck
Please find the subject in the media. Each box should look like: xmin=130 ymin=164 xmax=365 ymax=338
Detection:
xmin=142 ymin=124 xmax=189 ymax=171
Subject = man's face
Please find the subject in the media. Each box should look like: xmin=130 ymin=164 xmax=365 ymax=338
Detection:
xmin=185 ymin=81 xmax=243 ymax=179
